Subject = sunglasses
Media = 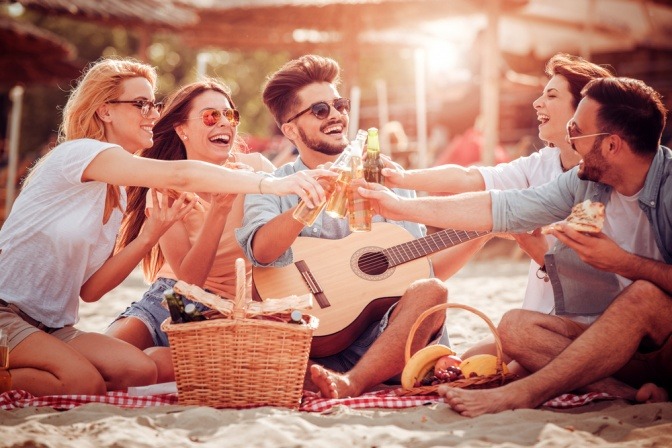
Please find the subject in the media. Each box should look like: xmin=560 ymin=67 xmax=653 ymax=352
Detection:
xmin=107 ymin=99 xmax=164 ymax=117
xmin=285 ymin=98 xmax=351 ymax=124
xmin=189 ymin=108 xmax=240 ymax=127
xmin=566 ymin=121 xmax=610 ymax=151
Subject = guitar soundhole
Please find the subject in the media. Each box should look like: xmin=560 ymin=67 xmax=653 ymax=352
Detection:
xmin=351 ymin=247 xmax=393 ymax=281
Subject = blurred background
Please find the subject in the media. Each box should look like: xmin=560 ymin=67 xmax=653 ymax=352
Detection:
xmin=2 ymin=0 xmax=672 ymax=224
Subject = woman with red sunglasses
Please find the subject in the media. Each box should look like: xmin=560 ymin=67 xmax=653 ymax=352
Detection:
xmin=106 ymin=79 xmax=281 ymax=382
xmin=0 ymin=58 xmax=331 ymax=397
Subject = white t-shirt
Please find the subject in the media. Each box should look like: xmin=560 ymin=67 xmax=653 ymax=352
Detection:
xmin=603 ymin=189 xmax=663 ymax=290
xmin=477 ymin=146 xmax=562 ymax=315
xmin=0 ymin=139 xmax=124 ymax=327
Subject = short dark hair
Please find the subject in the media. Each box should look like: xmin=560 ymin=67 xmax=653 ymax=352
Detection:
xmin=262 ymin=54 xmax=341 ymax=126
xmin=545 ymin=53 xmax=614 ymax=109
xmin=582 ymin=77 xmax=668 ymax=156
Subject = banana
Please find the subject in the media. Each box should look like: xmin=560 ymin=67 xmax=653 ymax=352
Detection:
xmin=401 ymin=344 xmax=455 ymax=389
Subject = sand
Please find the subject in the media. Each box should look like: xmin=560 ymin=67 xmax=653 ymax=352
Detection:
xmin=1 ymin=256 xmax=671 ymax=447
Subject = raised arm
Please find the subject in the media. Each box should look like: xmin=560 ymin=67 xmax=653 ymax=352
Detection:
xmin=82 ymin=146 xmax=334 ymax=206
xmin=360 ymin=183 xmax=494 ymax=231
xmin=80 ymin=189 xmax=194 ymax=302
xmin=381 ymin=158 xmax=486 ymax=193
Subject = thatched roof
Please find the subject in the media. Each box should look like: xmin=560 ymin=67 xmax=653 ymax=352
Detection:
xmin=0 ymin=16 xmax=82 ymax=86
xmin=14 ymin=0 xmax=199 ymax=29
xmin=178 ymin=0 xmax=528 ymax=51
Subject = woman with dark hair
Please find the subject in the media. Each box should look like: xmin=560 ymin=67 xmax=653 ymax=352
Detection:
xmin=106 ymin=79 xmax=277 ymax=382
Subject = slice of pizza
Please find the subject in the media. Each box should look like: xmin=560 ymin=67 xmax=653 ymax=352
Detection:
xmin=541 ymin=200 xmax=605 ymax=234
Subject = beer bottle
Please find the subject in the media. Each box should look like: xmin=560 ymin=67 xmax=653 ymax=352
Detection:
xmin=347 ymin=130 xmax=373 ymax=232
xmin=363 ymin=127 xmax=384 ymax=185
xmin=184 ymin=303 xmax=206 ymax=322
xmin=0 ymin=329 xmax=11 ymax=393
xmin=164 ymin=288 xmax=187 ymax=324
xmin=292 ymin=146 xmax=350 ymax=226
xmin=326 ymin=130 xmax=367 ymax=218
xmin=324 ymin=145 xmax=354 ymax=219
xmin=289 ymin=309 xmax=305 ymax=324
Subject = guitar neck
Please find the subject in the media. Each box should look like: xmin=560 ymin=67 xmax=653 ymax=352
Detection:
xmin=383 ymin=228 xmax=489 ymax=267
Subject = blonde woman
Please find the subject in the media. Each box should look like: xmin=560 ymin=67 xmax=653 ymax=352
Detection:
xmin=0 ymin=58 xmax=331 ymax=396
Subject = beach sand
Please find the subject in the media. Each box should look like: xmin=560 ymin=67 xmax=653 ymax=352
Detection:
xmin=1 ymin=252 xmax=671 ymax=447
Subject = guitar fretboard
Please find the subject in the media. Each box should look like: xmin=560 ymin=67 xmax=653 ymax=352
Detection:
xmin=383 ymin=228 xmax=490 ymax=266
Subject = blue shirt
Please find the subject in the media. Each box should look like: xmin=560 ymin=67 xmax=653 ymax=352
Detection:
xmin=490 ymin=145 xmax=672 ymax=316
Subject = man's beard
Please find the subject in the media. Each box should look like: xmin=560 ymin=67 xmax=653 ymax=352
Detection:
xmin=577 ymin=138 xmax=607 ymax=182
xmin=297 ymin=126 xmax=347 ymax=156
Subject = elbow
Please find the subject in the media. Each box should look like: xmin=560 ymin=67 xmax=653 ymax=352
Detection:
xmin=80 ymin=288 xmax=102 ymax=303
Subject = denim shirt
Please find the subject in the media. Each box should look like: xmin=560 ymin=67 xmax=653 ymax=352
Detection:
xmin=491 ymin=146 xmax=672 ymax=317
xmin=236 ymin=156 xmax=427 ymax=268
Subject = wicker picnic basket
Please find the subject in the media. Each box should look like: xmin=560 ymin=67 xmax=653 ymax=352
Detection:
xmin=161 ymin=259 xmax=315 ymax=409
xmin=398 ymin=302 xmax=517 ymax=396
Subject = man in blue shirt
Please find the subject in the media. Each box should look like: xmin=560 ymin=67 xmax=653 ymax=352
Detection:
xmin=361 ymin=77 xmax=671 ymax=415
xmin=237 ymin=55 xmax=450 ymax=399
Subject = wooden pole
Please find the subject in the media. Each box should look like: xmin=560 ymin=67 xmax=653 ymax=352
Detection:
xmin=480 ymin=0 xmax=501 ymax=166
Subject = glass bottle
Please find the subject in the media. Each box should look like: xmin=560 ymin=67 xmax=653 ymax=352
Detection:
xmin=325 ymin=130 xmax=367 ymax=218
xmin=164 ymin=288 xmax=187 ymax=324
xmin=184 ymin=303 xmax=206 ymax=322
xmin=347 ymin=131 xmax=373 ymax=232
xmin=0 ymin=329 xmax=11 ymax=393
xmin=363 ymin=127 xmax=384 ymax=185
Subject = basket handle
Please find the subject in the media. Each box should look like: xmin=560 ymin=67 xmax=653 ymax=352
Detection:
xmin=233 ymin=258 xmax=246 ymax=317
xmin=404 ymin=302 xmax=505 ymax=367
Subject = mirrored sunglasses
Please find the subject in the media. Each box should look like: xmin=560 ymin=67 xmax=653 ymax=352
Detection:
xmin=285 ymin=98 xmax=351 ymax=124
xmin=190 ymin=108 xmax=240 ymax=127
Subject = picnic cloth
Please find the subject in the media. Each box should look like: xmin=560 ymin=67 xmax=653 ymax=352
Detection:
xmin=0 ymin=389 xmax=617 ymax=412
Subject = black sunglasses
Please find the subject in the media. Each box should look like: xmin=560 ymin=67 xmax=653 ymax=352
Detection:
xmin=285 ymin=98 xmax=350 ymax=124
xmin=107 ymin=99 xmax=164 ymax=117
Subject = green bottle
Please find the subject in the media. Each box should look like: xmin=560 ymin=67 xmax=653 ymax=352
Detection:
xmin=184 ymin=303 xmax=206 ymax=322
xmin=363 ymin=127 xmax=384 ymax=185
xmin=164 ymin=288 xmax=187 ymax=323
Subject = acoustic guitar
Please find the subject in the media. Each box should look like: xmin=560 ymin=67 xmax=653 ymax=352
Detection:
xmin=252 ymin=222 xmax=489 ymax=357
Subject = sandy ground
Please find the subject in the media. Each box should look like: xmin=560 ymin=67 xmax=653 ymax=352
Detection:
xmin=2 ymin=255 xmax=671 ymax=447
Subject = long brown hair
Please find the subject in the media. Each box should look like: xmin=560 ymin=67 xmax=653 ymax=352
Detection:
xmin=545 ymin=53 xmax=614 ymax=109
xmin=115 ymin=78 xmax=242 ymax=281
xmin=25 ymin=58 xmax=158 ymax=224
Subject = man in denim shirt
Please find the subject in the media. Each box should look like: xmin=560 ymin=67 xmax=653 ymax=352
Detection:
xmin=361 ymin=77 xmax=671 ymax=415
xmin=236 ymin=55 xmax=450 ymax=399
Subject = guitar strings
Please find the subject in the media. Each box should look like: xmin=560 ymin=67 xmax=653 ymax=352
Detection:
xmin=355 ymin=229 xmax=489 ymax=272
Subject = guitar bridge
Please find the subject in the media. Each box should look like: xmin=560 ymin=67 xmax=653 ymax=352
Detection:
xmin=295 ymin=260 xmax=330 ymax=309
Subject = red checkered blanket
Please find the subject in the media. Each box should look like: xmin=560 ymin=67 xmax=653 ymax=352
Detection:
xmin=0 ymin=389 xmax=616 ymax=412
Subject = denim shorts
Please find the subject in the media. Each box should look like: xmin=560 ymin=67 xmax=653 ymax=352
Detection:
xmin=313 ymin=303 xmax=450 ymax=383
xmin=112 ymin=277 xmax=210 ymax=347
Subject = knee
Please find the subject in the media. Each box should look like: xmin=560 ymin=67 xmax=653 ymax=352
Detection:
xmin=403 ymin=278 xmax=448 ymax=308
xmin=118 ymin=354 xmax=159 ymax=389
xmin=616 ymin=280 xmax=668 ymax=312
xmin=56 ymin=366 xmax=107 ymax=396
xmin=497 ymin=310 xmax=537 ymax=354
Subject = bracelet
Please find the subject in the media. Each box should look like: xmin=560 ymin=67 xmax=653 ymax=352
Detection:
xmin=258 ymin=176 xmax=266 ymax=194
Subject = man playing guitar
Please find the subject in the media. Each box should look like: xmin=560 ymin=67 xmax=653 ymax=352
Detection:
xmin=236 ymin=55 xmax=454 ymax=399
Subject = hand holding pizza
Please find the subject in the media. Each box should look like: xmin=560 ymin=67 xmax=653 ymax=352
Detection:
xmin=544 ymin=201 xmax=631 ymax=272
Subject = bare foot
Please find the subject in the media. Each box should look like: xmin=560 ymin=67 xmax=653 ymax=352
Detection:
xmin=438 ymin=385 xmax=534 ymax=417
xmin=635 ymin=383 xmax=669 ymax=403
xmin=309 ymin=364 xmax=356 ymax=399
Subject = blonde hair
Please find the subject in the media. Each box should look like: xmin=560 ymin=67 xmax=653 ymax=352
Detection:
xmin=59 ymin=57 xmax=157 ymax=143
xmin=28 ymin=58 xmax=158 ymax=223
